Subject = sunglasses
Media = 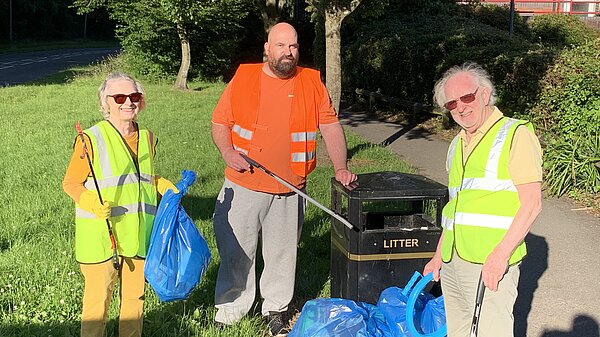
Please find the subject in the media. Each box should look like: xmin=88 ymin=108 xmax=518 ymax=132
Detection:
xmin=108 ymin=93 xmax=143 ymax=104
xmin=444 ymin=87 xmax=479 ymax=110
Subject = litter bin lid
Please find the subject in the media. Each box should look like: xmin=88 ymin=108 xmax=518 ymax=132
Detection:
xmin=332 ymin=171 xmax=448 ymax=199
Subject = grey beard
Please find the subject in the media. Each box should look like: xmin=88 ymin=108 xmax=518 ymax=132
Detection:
xmin=270 ymin=59 xmax=296 ymax=78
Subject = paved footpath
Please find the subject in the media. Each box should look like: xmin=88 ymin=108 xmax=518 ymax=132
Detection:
xmin=341 ymin=110 xmax=600 ymax=337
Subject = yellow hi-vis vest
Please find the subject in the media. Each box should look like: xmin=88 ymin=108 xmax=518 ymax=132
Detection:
xmin=75 ymin=120 xmax=157 ymax=263
xmin=229 ymin=63 xmax=323 ymax=177
xmin=441 ymin=117 xmax=533 ymax=265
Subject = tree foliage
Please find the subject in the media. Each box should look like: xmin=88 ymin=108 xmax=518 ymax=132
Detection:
xmin=72 ymin=0 xmax=260 ymax=83
xmin=0 ymin=0 xmax=114 ymax=42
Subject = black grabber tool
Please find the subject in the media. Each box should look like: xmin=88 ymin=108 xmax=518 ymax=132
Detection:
xmin=76 ymin=122 xmax=121 ymax=270
xmin=239 ymin=153 xmax=355 ymax=230
xmin=470 ymin=272 xmax=486 ymax=337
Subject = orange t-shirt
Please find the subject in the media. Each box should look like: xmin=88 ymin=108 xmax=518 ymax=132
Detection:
xmin=212 ymin=69 xmax=339 ymax=194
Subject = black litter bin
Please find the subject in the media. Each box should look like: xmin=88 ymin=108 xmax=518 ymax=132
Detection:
xmin=330 ymin=171 xmax=448 ymax=304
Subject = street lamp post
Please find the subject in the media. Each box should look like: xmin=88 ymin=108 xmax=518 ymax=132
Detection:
xmin=509 ymin=0 xmax=515 ymax=36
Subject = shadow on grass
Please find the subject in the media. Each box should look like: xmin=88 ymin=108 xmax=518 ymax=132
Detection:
xmin=291 ymin=214 xmax=332 ymax=314
xmin=0 ymin=322 xmax=78 ymax=337
xmin=180 ymin=194 xmax=218 ymax=222
xmin=143 ymin=261 xmax=220 ymax=336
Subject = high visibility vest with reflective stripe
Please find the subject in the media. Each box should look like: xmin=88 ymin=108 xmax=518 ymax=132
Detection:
xmin=441 ymin=117 xmax=533 ymax=265
xmin=230 ymin=64 xmax=322 ymax=177
xmin=75 ymin=121 xmax=157 ymax=263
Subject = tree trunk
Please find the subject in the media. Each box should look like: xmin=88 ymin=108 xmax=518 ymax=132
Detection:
xmin=256 ymin=0 xmax=285 ymax=60
xmin=254 ymin=0 xmax=285 ymax=37
xmin=324 ymin=11 xmax=343 ymax=113
xmin=174 ymin=23 xmax=190 ymax=90
xmin=322 ymin=0 xmax=362 ymax=113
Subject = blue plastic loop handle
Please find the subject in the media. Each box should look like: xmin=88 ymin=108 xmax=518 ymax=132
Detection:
xmin=406 ymin=272 xmax=447 ymax=337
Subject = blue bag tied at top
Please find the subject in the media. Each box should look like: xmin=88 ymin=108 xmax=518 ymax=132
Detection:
xmin=144 ymin=170 xmax=211 ymax=302
xmin=288 ymin=298 xmax=392 ymax=337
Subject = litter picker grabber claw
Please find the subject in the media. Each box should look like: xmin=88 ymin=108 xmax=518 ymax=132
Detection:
xmin=239 ymin=153 xmax=355 ymax=230
xmin=470 ymin=272 xmax=486 ymax=337
xmin=75 ymin=122 xmax=121 ymax=270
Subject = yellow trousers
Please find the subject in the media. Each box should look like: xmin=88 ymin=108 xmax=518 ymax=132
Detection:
xmin=80 ymin=257 xmax=145 ymax=337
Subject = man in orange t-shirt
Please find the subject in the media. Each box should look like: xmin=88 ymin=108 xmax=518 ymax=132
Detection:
xmin=211 ymin=22 xmax=357 ymax=336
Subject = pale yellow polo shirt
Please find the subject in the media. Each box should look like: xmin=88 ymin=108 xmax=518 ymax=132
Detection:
xmin=454 ymin=107 xmax=543 ymax=185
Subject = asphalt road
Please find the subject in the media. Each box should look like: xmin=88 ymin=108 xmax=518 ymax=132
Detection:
xmin=0 ymin=47 xmax=119 ymax=86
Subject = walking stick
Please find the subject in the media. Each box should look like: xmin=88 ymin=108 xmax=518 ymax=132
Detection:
xmin=470 ymin=272 xmax=486 ymax=337
xmin=239 ymin=154 xmax=355 ymax=230
xmin=75 ymin=122 xmax=121 ymax=270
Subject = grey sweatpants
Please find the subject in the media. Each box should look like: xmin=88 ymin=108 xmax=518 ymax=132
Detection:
xmin=213 ymin=178 xmax=305 ymax=324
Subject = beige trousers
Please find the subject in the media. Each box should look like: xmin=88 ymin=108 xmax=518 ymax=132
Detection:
xmin=80 ymin=257 xmax=145 ymax=337
xmin=442 ymin=251 xmax=520 ymax=337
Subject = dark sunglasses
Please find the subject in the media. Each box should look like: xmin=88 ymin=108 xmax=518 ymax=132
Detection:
xmin=108 ymin=93 xmax=143 ymax=104
xmin=444 ymin=87 xmax=479 ymax=110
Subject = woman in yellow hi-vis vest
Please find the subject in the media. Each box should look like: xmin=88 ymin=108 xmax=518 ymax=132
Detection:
xmin=62 ymin=72 xmax=178 ymax=337
xmin=423 ymin=63 xmax=543 ymax=337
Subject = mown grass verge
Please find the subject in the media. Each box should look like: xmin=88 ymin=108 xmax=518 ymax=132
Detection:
xmin=0 ymin=65 xmax=414 ymax=336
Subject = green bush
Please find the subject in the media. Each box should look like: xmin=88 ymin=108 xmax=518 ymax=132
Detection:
xmin=340 ymin=3 xmax=599 ymax=198
xmin=464 ymin=3 xmax=530 ymax=37
xmin=528 ymin=14 xmax=600 ymax=47
xmin=527 ymin=38 xmax=600 ymax=140
xmin=524 ymin=38 xmax=600 ymax=195
xmin=109 ymin=0 xmax=262 ymax=82
xmin=544 ymin=137 xmax=600 ymax=196
xmin=342 ymin=10 xmax=552 ymax=115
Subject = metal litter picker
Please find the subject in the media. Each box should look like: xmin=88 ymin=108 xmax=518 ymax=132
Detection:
xmin=240 ymin=154 xmax=355 ymax=230
xmin=470 ymin=272 xmax=486 ymax=337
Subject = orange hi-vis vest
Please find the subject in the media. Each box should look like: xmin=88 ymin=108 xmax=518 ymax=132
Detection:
xmin=229 ymin=63 xmax=326 ymax=177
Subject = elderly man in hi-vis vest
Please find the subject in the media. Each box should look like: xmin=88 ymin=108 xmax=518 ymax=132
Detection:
xmin=424 ymin=62 xmax=543 ymax=337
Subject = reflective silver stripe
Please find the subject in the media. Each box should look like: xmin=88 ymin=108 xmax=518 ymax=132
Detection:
xmin=442 ymin=216 xmax=454 ymax=230
xmin=446 ymin=135 xmax=460 ymax=173
xmin=76 ymin=203 xmax=157 ymax=219
xmin=232 ymin=124 xmax=253 ymax=140
xmin=291 ymin=132 xmax=317 ymax=142
xmin=461 ymin=177 xmax=517 ymax=192
xmin=454 ymin=212 xmax=513 ymax=230
xmin=233 ymin=145 xmax=248 ymax=155
xmin=87 ymin=125 xmax=113 ymax=177
xmin=292 ymin=152 xmax=316 ymax=162
xmin=83 ymin=173 xmax=153 ymax=190
xmin=448 ymin=187 xmax=458 ymax=199
xmin=486 ymin=118 xmax=518 ymax=179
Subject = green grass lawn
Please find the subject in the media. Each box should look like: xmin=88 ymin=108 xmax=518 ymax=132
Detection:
xmin=0 ymin=66 xmax=414 ymax=337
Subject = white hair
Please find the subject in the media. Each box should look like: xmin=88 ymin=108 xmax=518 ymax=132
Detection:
xmin=433 ymin=62 xmax=496 ymax=110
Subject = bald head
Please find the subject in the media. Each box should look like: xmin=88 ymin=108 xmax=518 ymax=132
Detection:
xmin=268 ymin=22 xmax=297 ymax=43
xmin=264 ymin=22 xmax=299 ymax=78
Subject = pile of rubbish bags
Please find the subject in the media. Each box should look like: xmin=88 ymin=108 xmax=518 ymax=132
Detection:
xmin=289 ymin=272 xmax=446 ymax=337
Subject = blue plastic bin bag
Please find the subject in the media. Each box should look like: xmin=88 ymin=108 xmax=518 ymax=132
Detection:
xmin=378 ymin=272 xmax=446 ymax=337
xmin=377 ymin=272 xmax=432 ymax=337
xmin=404 ymin=272 xmax=447 ymax=337
xmin=144 ymin=170 xmax=211 ymax=302
xmin=421 ymin=296 xmax=446 ymax=334
xmin=288 ymin=298 xmax=393 ymax=337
